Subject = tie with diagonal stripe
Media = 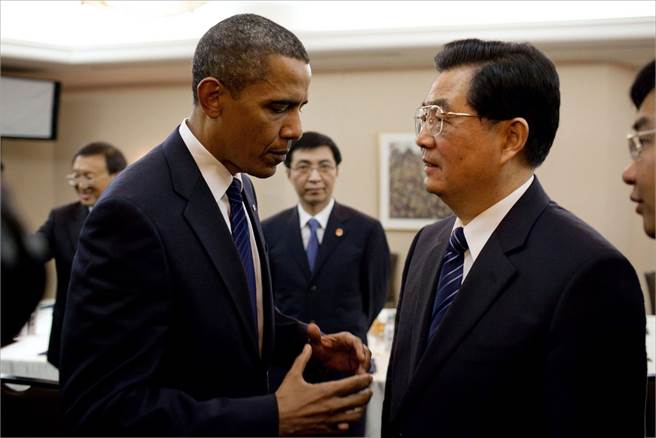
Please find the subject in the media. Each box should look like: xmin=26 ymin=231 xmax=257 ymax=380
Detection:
xmin=306 ymin=218 xmax=320 ymax=272
xmin=226 ymin=178 xmax=257 ymax=330
xmin=428 ymin=227 xmax=468 ymax=340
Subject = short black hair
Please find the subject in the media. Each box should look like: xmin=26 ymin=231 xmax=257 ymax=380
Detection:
xmin=192 ymin=13 xmax=309 ymax=103
xmin=284 ymin=131 xmax=342 ymax=168
xmin=630 ymin=59 xmax=655 ymax=109
xmin=434 ymin=39 xmax=560 ymax=167
xmin=73 ymin=142 xmax=127 ymax=175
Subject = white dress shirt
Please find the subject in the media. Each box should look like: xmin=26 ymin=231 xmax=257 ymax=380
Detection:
xmin=455 ymin=175 xmax=534 ymax=281
xmin=297 ymin=198 xmax=335 ymax=248
xmin=179 ymin=119 xmax=264 ymax=353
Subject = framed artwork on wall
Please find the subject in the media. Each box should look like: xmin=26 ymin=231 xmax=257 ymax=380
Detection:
xmin=379 ymin=133 xmax=452 ymax=230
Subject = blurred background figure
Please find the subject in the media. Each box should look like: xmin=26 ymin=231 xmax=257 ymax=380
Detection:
xmin=264 ymin=132 xmax=390 ymax=348
xmin=1 ymin=173 xmax=47 ymax=346
xmin=37 ymin=142 xmax=127 ymax=367
xmin=622 ymin=59 xmax=655 ymax=241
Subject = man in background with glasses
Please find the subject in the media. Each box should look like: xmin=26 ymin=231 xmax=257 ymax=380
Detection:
xmin=36 ymin=141 xmax=126 ymax=368
xmin=263 ymin=132 xmax=389 ymax=435
xmin=383 ymin=39 xmax=646 ymax=438
xmin=623 ymin=59 xmax=655 ymax=240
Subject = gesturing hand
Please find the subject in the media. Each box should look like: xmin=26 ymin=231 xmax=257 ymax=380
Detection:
xmin=307 ymin=323 xmax=372 ymax=374
xmin=276 ymin=344 xmax=373 ymax=436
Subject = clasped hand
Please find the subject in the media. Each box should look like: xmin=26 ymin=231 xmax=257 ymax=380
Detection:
xmin=276 ymin=323 xmax=374 ymax=436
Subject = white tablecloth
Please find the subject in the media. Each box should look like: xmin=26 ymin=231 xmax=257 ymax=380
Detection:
xmin=0 ymin=300 xmax=58 ymax=382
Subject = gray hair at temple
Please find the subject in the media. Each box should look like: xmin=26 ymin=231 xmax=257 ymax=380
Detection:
xmin=191 ymin=13 xmax=310 ymax=103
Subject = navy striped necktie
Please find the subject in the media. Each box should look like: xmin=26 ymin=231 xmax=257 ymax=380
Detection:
xmin=428 ymin=227 xmax=468 ymax=340
xmin=306 ymin=218 xmax=320 ymax=272
xmin=226 ymin=178 xmax=257 ymax=329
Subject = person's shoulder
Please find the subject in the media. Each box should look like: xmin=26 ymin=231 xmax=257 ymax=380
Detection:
xmin=51 ymin=201 xmax=84 ymax=217
xmin=103 ymin=144 xmax=166 ymax=201
xmin=262 ymin=207 xmax=296 ymax=230
xmin=536 ymin=201 xmax=624 ymax=258
xmin=334 ymin=203 xmax=382 ymax=227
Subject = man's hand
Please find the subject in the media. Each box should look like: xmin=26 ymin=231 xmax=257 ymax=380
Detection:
xmin=307 ymin=323 xmax=372 ymax=374
xmin=276 ymin=344 xmax=373 ymax=436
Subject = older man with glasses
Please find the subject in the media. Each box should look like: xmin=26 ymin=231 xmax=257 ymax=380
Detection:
xmin=37 ymin=141 xmax=126 ymax=368
xmin=382 ymin=39 xmax=647 ymax=438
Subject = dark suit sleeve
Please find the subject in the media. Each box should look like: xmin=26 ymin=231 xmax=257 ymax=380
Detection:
xmin=272 ymin=309 xmax=308 ymax=367
xmin=544 ymin=253 xmax=646 ymax=438
xmin=35 ymin=210 xmax=55 ymax=261
xmin=362 ymin=220 xmax=390 ymax=327
xmin=382 ymin=228 xmax=423 ymax=437
xmin=61 ymin=197 xmax=278 ymax=436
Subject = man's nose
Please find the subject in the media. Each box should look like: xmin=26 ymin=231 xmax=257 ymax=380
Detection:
xmin=307 ymin=167 xmax=322 ymax=181
xmin=281 ymin=110 xmax=303 ymax=141
xmin=622 ymin=161 xmax=637 ymax=185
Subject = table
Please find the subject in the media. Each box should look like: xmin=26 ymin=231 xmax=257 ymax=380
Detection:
xmin=0 ymin=300 xmax=58 ymax=382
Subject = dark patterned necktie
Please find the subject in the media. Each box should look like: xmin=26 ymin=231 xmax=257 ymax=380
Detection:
xmin=428 ymin=227 xmax=468 ymax=339
xmin=306 ymin=218 xmax=320 ymax=272
xmin=226 ymin=178 xmax=257 ymax=328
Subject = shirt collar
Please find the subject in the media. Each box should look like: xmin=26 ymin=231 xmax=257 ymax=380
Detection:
xmin=454 ymin=175 xmax=534 ymax=263
xmin=298 ymin=198 xmax=335 ymax=230
xmin=178 ymin=119 xmax=242 ymax=197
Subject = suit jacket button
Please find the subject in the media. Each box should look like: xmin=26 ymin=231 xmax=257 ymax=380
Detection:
xmin=309 ymin=285 xmax=317 ymax=292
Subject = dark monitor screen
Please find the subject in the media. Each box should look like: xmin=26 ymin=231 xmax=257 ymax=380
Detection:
xmin=1 ymin=76 xmax=60 ymax=141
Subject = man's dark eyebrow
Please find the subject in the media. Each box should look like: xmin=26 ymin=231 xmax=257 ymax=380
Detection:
xmin=632 ymin=116 xmax=650 ymax=132
xmin=421 ymin=98 xmax=450 ymax=110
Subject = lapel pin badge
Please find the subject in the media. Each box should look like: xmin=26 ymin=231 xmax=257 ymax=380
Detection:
xmin=335 ymin=228 xmax=344 ymax=237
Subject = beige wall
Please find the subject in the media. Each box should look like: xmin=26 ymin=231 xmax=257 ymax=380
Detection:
xmin=2 ymin=62 xmax=653 ymax=307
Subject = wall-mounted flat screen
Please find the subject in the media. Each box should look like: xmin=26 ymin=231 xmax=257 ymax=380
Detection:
xmin=1 ymin=76 xmax=60 ymax=140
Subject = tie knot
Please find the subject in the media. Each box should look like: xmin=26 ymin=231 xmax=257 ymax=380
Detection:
xmin=307 ymin=218 xmax=320 ymax=232
xmin=226 ymin=178 xmax=243 ymax=203
xmin=449 ymin=227 xmax=468 ymax=254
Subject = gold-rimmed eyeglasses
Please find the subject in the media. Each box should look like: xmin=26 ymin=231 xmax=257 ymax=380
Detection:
xmin=66 ymin=172 xmax=106 ymax=186
xmin=291 ymin=163 xmax=336 ymax=177
xmin=626 ymin=128 xmax=655 ymax=160
xmin=414 ymin=105 xmax=479 ymax=137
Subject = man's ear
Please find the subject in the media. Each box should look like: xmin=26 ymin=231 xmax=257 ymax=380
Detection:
xmin=196 ymin=77 xmax=225 ymax=118
xmin=500 ymin=117 xmax=529 ymax=164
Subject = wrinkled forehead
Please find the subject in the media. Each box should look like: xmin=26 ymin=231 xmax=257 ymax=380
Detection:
xmin=72 ymin=154 xmax=108 ymax=172
xmin=423 ymin=66 xmax=477 ymax=111
xmin=291 ymin=145 xmax=335 ymax=164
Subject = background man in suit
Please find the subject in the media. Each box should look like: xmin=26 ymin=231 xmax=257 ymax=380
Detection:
xmin=623 ymin=59 xmax=654 ymax=240
xmin=37 ymin=141 xmax=126 ymax=367
xmin=263 ymin=132 xmax=390 ymax=436
xmin=382 ymin=39 xmax=646 ymax=438
xmin=61 ymin=14 xmax=372 ymax=436
xmin=263 ymin=132 xmax=390 ymax=348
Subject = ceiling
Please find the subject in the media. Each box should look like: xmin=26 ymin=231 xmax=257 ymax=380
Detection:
xmin=1 ymin=1 xmax=654 ymax=88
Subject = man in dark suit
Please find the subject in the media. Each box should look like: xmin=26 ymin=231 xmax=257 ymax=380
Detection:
xmin=37 ymin=141 xmax=126 ymax=367
xmin=382 ymin=39 xmax=647 ymax=438
xmin=61 ymin=14 xmax=372 ymax=437
xmin=263 ymin=132 xmax=390 ymax=346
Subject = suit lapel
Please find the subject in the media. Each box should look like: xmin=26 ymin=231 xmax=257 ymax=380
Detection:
xmin=286 ymin=209 xmax=312 ymax=278
xmin=67 ymin=203 xmax=88 ymax=251
xmin=411 ymin=222 xmax=453 ymax=372
xmin=392 ymin=177 xmax=551 ymax=421
xmin=163 ymin=129 xmax=258 ymax=355
xmin=312 ymin=203 xmax=348 ymax=277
